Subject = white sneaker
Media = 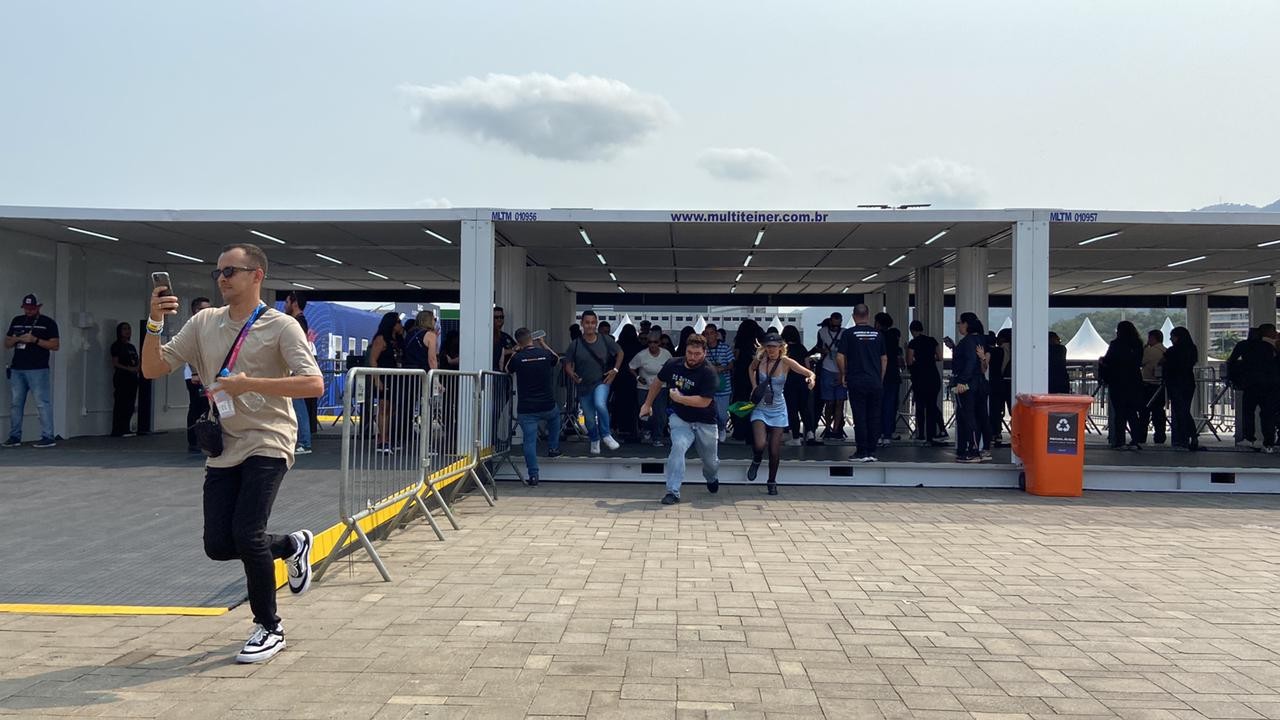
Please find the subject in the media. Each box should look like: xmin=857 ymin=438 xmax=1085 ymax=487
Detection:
xmin=590 ymin=441 xmax=601 ymax=455
xmin=286 ymin=530 xmax=313 ymax=595
xmin=236 ymin=623 xmax=286 ymax=664
xmin=294 ymin=446 xmax=312 ymax=456
xmin=785 ymin=438 xmax=802 ymax=447
xmin=602 ymin=435 xmax=620 ymax=451
xmin=805 ymin=431 xmax=815 ymax=441
xmin=718 ymin=429 xmax=727 ymax=443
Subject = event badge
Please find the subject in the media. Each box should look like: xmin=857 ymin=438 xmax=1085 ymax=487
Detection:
xmin=211 ymin=386 xmax=237 ymax=418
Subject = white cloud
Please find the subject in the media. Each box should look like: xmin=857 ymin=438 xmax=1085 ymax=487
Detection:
xmin=413 ymin=197 xmax=453 ymax=208
xmin=888 ymin=158 xmax=988 ymax=208
xmin=402 ymin=73 xmax=674 ymax=162
xmin=696 ymin=147 xmax=788 ymax=182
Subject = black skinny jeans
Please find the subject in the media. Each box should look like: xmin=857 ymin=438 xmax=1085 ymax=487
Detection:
xmin=1167 ymin=383 xmax=1196 ymax=448
xmin=111 ymin=370 xmax=138 ymax=436
xmin=204 ymin=456 xmax=297 ymax=631
xmin=783 ymin=381 xmax=814 ymax=439
xmin=913 ymin=379 xmax=943 ymax=440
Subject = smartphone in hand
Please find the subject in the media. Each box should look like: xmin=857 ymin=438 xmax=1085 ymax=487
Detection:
xmin=151 ymin=271 xmax=174 ymax=297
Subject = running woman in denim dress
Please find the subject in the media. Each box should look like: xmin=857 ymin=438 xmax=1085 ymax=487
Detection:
xmin=747 ymin=331 xmax=816 ymax=495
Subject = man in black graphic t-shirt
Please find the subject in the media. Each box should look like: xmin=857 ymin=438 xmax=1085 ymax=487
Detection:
xmin=837 ymin=304 xmax=886 ymax=462
xmin=4 ymin=294 xmax=60 ymax=448
xmin=641 ymin=334 xmax=719 ymax=505
xmin=506 ymin=328 xmax=561 ymax=485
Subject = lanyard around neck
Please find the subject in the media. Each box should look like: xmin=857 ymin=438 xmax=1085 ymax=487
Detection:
xmin=222 ymin=304 xmax=267 ymax=375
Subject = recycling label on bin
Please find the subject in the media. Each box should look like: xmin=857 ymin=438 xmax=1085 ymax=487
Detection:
xmin=1047 ymin=412 xmax=1079 ymax=455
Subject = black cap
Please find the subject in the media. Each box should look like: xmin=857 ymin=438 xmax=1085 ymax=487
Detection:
xmin=21 ymin=293 xmax=40 ymax=308
xmin=763 ymin=331 xmax=783 ymax=346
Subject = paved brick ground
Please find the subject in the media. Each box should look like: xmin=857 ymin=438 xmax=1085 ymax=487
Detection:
xmin=3 ymin=483 xmax=1280 ymax=719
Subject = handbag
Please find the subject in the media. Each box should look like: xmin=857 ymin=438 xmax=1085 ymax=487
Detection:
xmin=750 ymin=357 xmax=782 ymax=405
xmin=190 ymin=305 xmax=267 ymax=458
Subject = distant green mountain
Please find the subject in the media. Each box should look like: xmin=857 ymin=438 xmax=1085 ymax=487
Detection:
xmin=1196 ymin=198 xmax=1280 ymax=212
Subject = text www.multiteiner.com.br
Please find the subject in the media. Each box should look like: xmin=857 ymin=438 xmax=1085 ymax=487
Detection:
xmin=669 ymin=211 xmax=830 ymax=223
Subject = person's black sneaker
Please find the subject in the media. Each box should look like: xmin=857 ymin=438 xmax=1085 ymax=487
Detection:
xmin=286 ymin=530 xmax=313 ymax=595
xmin=767 ymin=483 xmax=778 ymax=496
xmin=746 ymin=461 xmax=761 ymax=482
xmin=706 ymin=478 xmax=719 ymax=494
xmin=527 ymin=474 xmax=539 ymax=487
xmin=660 ymin=493 xmax=680 ymax=505
xmin=847 ymin=452 xmax=862 ymax=462
xmin=236 ymin=623 xmax=286 ymax=663
xmin=33 ymin=438 xmax=56 ymax=448
xmin=957 ymin=455 xmax=982 ymax=464
xmin=1 ymin=439 xmax=21 ymax=448
xmin=547 ymin=449 xmax=562 ymax=459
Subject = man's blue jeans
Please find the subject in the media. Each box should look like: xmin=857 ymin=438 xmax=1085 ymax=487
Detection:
xmin=665 ymin=415 xmax=719 ymax=499
xmin=579 ymin=382 xmax=613 ymax=442
xmin=292 ymin=398 xmax=311 ymax=449
xmin=8 ymin=368 xmax=54 ymax=443
xmin=518 ymin=406 xmax=561 ymax=477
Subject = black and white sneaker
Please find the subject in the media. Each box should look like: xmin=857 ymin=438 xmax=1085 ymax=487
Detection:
xmin=746 ymin=460 xmax=761 ymax=482
xmin=286 ymin=530 xmax=313 ymax=595
xmin=706 ymin=477 xmax=719 ymax=494
xmin=33 ymin=438 xmax=56 ymax=448
xmin=660 ymin=492 xmax=680 ymax=505
xmin=1 ymin=439 xmax=20 ymax=448
xmin=235 ymin=623 xmax=286 ymax=663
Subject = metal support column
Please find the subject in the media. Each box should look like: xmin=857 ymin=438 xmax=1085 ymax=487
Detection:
xmin=1248 ymin=282 xmax=1277 ymax=329
xmin=1011 ymin=221 xmax=1049 ymax=397
xmin=956 ymin=247 xmax=989 ymax=329
xmin=460 ymin=219 xmax=496 ymax=373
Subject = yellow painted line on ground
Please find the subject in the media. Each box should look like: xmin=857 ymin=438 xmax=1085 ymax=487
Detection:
xmin=0 ymin=604 xmax=228 ymax=617
xmin=272 ymin=463 xmax=471 ymax=587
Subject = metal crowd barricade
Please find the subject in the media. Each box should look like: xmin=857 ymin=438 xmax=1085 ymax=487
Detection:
xmin=429 ymin=369 xmax=495 ymax=508
xmin=478 ymin=370 xmax=523 ymax=486
xmin=315 ymin=367 xmax=454 ymax=583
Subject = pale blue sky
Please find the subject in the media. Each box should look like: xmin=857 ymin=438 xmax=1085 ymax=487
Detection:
xmin=2 ymin=0 xmax=1276 ymax=211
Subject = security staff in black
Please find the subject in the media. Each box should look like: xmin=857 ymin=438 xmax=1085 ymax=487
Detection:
xmin=836 ymin=304 xmax=887 ymax=462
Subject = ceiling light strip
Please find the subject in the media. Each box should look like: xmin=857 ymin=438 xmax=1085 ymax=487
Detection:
xmin=66 ymin=226 xmax=119 ymax=242
xmin=165 ymin=251 xmax=203 ymax=263
xmin=249 ymin=230 xmax=286 ymax=245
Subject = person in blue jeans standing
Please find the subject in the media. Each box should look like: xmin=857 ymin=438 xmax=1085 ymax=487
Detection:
xmin=4 ymin=294 xmax=60 ymax=449
xmin=563 ymin=310 xmax=624 ymax=455
xmin=507 ymin=328 xmax=561 ymax=486
xmin=640 ymin=333 xmax=719 ymax=505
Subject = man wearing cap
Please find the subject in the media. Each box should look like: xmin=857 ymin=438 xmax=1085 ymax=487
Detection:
xmin=506 ymin=328 xmax=562 ymax=486
xmin=4 ymin=294 xmax=61 ymax=448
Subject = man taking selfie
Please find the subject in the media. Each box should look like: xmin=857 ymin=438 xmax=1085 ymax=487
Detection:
xmin=142 ymin=243 xmax=323 ymax=664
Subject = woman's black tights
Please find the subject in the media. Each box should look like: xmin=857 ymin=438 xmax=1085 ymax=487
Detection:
xmin=751 ymin=420 xmax=785 ymax=487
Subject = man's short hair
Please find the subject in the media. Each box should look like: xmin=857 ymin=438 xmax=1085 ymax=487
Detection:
xmin=829 ymin=312 xmax=842 ymax=320
xmin=704 ymin=323 xmax=717 ymax=332
xmin=647 ymin=330 xmax=662 ymax=342
xmin=852 ymin=304 xmax=870 ymax=320
xmin=683 ymin=334 xmax=708 ymax=350
xmin=909 ymin=320 xmax=924 ymax=332
xmin=514 ymin=327 xmax=531 ymax=344
xmin=1148 ymin=329 xmax=1164 ymax=343
xmin=1261 ymin=323 xmax=1277 ymax=334
xmin=286 ymin=290 xmax=307 ymax=311
xmin=190 ymin=296 xmax=211 ymax=313
xmin=221 ymin=243 xmax=268 ymax=275
xmin=581 ymin=310 xmax=597 ymax=320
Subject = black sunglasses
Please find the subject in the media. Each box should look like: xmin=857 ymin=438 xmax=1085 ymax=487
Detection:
xmin=210 ymin=266 xmax=259 ymax=281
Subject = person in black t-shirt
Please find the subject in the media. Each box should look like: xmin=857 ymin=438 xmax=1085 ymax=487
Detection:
xmin=109 ymin=322 xmax=140 ymax=437
xmin=4 ymin=293 xmax=60 ymax=448
xmin=906 ymin=321 xmax=945 ymax=443
xmin=836 ymin=304 xmax=886 ymax=462
xmin=641 ymin=334 xmax=719 ymax=505
xmin=506 ymin=328 xmax=561 ymax=485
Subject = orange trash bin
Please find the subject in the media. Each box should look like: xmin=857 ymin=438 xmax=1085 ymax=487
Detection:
xmin=1010 ymin=394 xmax=1093 ymax=497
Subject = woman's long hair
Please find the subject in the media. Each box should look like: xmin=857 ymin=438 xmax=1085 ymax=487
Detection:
xmin=1115 ymin=320 xmax=1141 ymax=346
xmin=676 ymin=326 xmax=696 ymax=355
xmin=375 ymin=312 xmax=402 ymax=341
xmin=115 ymin=321 xmax=130 ymax=342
